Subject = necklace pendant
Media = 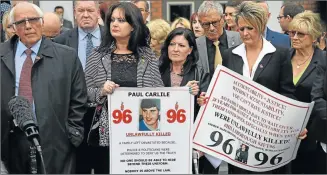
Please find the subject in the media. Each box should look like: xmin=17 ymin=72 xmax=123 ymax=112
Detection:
xmin=297 ymin=65 xmax=300 ymax=69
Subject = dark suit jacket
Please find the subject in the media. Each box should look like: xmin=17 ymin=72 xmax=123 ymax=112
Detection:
xmin=266 ymin=27 xmax=291 ymax=49
xmin=53 ymin=25 xmax=104 ymax=52
xmin=290 ymin=48 xmax=325 ymax=152
xmin=310 ymin=49 xmax=327 ymax=143
xmin=0 ymin=36 xmax=87 ymax=173
xmin=222 ymin=45 xmax=296 ymax=99
xmin=63 ymin=19 xmax=73 ymax=29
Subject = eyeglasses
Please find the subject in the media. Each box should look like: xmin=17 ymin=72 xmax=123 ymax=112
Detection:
xmin=201 ymin=17 xmax=222 ymax=29
xmin=12 ymin=17 xmax=42 ymax=28
xmin=288 ymin=31 xmax=308 ymax=38
xmin=239 ymin=26 xmax=254 ymax=32
xmin=13 ymin=17 xmax=42 ymax=28
xmin=277 ymin=15 xmax=285 ymax=20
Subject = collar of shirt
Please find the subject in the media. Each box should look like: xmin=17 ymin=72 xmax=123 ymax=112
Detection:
xmin=232 ymin=37 xmax=276 ymax=79
xmin=143 ymin=119 xmax=160 ymax=131
xmin=16 ymin=38 xmax=42 ymax=59
xmin=206 ymin=30 xmax=227 ymax=47
xmin=78 ymin=26 xmax=100 ymax=41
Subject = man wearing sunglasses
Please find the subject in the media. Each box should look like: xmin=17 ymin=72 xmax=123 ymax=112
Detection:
xmin=196 ymin=1 xmax=242 ymax=80
xmin=0 ymin=2 xmax=87 ymax=173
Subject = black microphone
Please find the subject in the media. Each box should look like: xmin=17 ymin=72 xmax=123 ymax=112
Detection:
xmin=8 ymin=96 xmax=46 ymax=174
xmin=8 ymin=96 xmax=40 ymax=149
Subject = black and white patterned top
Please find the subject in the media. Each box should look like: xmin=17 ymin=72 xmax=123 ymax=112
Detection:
xmin=85 ymin=43 xmax=164 ymax=146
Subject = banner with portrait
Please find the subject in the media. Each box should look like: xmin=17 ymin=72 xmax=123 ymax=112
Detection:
xmin=108 ymin=87 xmax=194 ymax=174
xmin=193 ymin=65 xmax=314 ymax=172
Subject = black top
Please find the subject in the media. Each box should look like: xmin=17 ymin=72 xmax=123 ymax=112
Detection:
xmin=206 ymin=30 xmax=228 ymax=78
xmin=111 ymin=53 xmax=137 ymax=87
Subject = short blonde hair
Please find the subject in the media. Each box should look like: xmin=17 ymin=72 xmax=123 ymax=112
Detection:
xmin=2 ymin=11 xmax=12 ymax=40
xmin=171 ymin=17 xmax=191 ymax=30
xmin=147 ymin=19 xmax=171 ymax=44
xmin=288 ymin=11 xmax=322 ymax=40
xmin=234 ymin=2 xmax=268 ymax=34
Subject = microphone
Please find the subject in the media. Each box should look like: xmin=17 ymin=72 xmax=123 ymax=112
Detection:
xmin=8 ymin=96 xmax=46 ymax=174
xmin=8 ymin=96 xmax=40 ymax=149
xmin=193 ymin=150 xmax=199 ymax=174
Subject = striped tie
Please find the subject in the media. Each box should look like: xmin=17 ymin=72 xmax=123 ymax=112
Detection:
xmin=19 ymin=49 xmax=33 ymax=103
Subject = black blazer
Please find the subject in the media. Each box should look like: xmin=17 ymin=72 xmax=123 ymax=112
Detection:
xmin=290 ymin=47 xmax=325 ymax=152
xmin=310 ymin=49 xmax=327 ymax=143
xmin=161 ymin=64 xmax=210 ymax=119
xmin=53 ymin=25 xmax=104 ymax=52
xmin=222 ymin=46 xmax=296 ymax=99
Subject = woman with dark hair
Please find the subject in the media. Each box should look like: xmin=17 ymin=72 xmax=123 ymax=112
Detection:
xmin=84 ymin=2 xmax=163 ymax=173
xmin=160 ymin=28 xmax=210 ymax=116
xmin=190 ymin=12 xmax=204 ymax=38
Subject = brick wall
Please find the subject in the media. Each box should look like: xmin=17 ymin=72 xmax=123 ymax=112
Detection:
xmin=150 ymin=0 xmax=162 ymax=20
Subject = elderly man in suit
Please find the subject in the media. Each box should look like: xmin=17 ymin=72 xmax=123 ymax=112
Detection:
xmin=53 ymin=1 xmax=104 ymax=173
xmin=256 ymin=1 xmax=291 ymax=48
xmin=0 ymin=2 xmax=87 ymax=173
xmin=196 ymin=1 xmax=242 ymax=79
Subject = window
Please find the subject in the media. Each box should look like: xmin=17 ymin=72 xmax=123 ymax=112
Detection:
xmin=167 ymin=1 xmax=194 ymax=23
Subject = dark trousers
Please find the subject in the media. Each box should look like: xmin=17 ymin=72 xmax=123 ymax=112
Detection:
xmin=76 ymin=107 xmax=109 ymax=174
xmin=313 ymin=143 xmax=327 ymax=174
xmin=228 ymin=163 xmax=291 ymax=174
xmin=198 ymin=156 xmax=220 ymax=174
xmin=291 ymin=149 xmax=316 ymax=173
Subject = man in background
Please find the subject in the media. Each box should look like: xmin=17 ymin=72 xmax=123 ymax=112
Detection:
xmin=256 ymin=1 xmax=290 ymax=48
xmin=278 ymin=2 xmax=304 ymax=34
xmin=54 ymin=6 xmax=73 ymax=29
xmin=42 ymin=12 xmax=62 ymax=39
xmin=132 ymin=0 xmax=150 ymax=24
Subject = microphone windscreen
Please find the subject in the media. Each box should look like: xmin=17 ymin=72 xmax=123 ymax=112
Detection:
xmin=8 ymin=96 xmax=35 ymax=130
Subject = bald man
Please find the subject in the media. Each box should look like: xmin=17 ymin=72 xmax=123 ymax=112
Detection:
xmin=255 ymin=1 xmax=291 ymax=48
xmin=42 ymin=12 xmax=62 ymax=39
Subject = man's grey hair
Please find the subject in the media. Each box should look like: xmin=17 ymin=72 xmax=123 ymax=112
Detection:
xmin=9 ymin=2 xmax=43 ymax=24
xmin=132 ymin=0 xmax=150 ymax=12
xmin=255 ymin=0 xmax=269 ymax=12
xmin=198 ymin=1 xmax=224 ymax=16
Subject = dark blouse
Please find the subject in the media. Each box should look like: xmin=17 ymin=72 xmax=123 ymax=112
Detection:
xmin=111 ymin=53 xmax=137 ymax=87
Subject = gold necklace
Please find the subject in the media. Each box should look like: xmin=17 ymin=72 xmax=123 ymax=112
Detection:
xmin=294 ymin=51 xmax=314 ymax=69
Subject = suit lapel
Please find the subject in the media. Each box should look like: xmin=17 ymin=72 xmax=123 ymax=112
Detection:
xmin=296 ymin=49 xmax=320 ymax=86
xmin=266 ymin=28 xmax=274 ymax=43
xmin=197 ymin=37 xmax=209 ymax=72
xmin=253 ymin=54 xmax=272 ymax=81
xmin=70 ymin=27 xmax=79 ymax=51
xmin=1 ymin=48 xmax=15 ymax=77
xmin=232 ymin=54 xmax=244 ymax=75
xmin=1 ymin=37 xmax=18 ymax=77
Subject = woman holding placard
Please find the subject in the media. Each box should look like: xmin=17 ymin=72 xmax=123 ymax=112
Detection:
xmin=197 ymin=2 xmax=308 ymax=174
xmin=159 ymin=28 xmax=210 ymax=117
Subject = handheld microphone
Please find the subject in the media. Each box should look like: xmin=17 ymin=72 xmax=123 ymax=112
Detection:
xmin=8 ymin=96 xmax=40 ymax=149
xmin=8 ymin=96 xmax=46 ymax=174
xmin=192 ymin=150 xmax=199 ymax=174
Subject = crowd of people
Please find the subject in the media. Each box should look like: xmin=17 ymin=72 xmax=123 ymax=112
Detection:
xmin=0 ymin=0 xmax=326 ymax=174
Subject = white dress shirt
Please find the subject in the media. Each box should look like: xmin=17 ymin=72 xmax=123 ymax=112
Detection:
xmin=232 ymin=37 xmax=276 ymax=80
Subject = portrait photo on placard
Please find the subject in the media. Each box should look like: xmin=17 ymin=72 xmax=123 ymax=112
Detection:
xmin=138 ymin=99 xmax=161 ymax=131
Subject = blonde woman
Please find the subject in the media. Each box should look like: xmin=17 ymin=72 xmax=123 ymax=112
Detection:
xmin=197 ymin=2 xmax=307 ymax=174
xmin=147 ymin=19 xmax=171 ymax=58
xmin=288 ymin=11 xmax=325 ymax=174
xmin=2 ymin=11 xmax=15 ymax=41
xmin=171 ymin=17 xmax=191 ymax=30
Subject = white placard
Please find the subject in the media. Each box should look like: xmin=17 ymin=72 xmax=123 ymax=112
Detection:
xmin=109 ymin=87 xmax=194 ymax=174
xmin=193 ymin=65 xmax=313 ymax=172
